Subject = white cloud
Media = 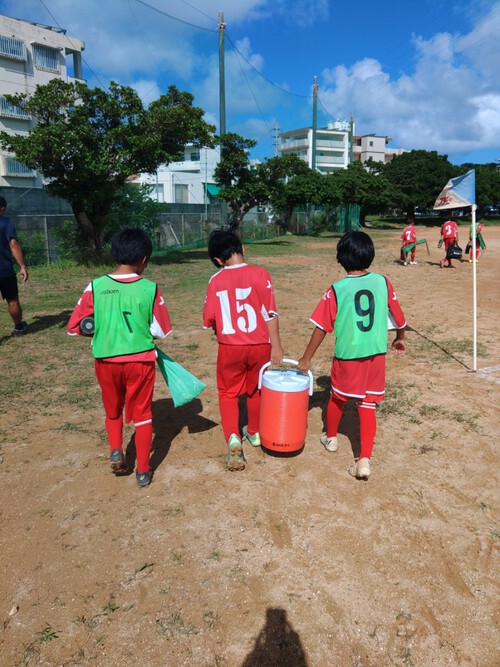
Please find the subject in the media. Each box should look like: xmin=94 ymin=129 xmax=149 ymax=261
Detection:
xmin=318 ymin=3 xmax=500 ymax=156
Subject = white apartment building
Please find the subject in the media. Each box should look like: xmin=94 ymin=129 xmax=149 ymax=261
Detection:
xmin=0 ymin=14 xmax=85 ymax=189
xmin=129 ymin=145 xmax=220 ymax=206
xmin=353 ymin=134 xmax=408 ymax=164
xmin=279 ymin=121 xmax=408 ymax=172
xmin=279 ymin=120 xmax=352 ymax=174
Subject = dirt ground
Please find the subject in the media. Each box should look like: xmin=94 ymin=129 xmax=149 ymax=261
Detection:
xmin=0 ymin=225 xmax=499 ymax=667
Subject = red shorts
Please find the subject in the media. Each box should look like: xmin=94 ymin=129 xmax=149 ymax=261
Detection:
xmin=94 ymin=360 xmax=155 ymax=424
xmin=217 ymin=343 xmax=271 ymax=398
xmin=330 ymin=355 xmax=386 ymax=403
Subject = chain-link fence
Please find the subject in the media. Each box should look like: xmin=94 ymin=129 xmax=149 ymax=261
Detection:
xmin=11 ymin=205 xmax=359 ymax=265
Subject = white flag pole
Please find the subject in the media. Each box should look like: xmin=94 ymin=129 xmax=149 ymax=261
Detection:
xmin=471 ymin=204 xmax=477 ymax=372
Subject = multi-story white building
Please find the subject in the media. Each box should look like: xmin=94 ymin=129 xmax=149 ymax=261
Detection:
xmin=129 ymin=145 xmax=220 ymax=207
xmin=279 ymin=120 xmax=352 ymax=174
xmin=279 ymin=121 xmax=408 ymax=172
xmin=0 ymin=14 xmax=85 ymax=190
xmin=353 ymin=134 xmax=407 ymax=164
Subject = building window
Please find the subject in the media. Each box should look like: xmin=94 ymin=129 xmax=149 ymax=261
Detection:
xmin=33 ymin=44 xmax=60 ymax=73
xmin=174 ymin=184 xmax=189 ymax=204
xmin=0 ymin=35 xmax=27 ymax=61
xmin=0 ymin=96 xmax=30 ymax=119
xmin=190 ymin=151 xmax=200 ymax=161
xmin=369 ymin=141 xmax=374 ymax=147
xmin=5 ymin=158 xmax=35 ymax=177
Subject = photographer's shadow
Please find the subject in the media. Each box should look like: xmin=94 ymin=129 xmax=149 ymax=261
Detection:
xmin=124 ymin=398 xmax=217 ymax=473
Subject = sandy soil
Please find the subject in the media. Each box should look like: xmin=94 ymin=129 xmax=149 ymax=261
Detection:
xmin=0 ymin=225 xmax=498 ymax=667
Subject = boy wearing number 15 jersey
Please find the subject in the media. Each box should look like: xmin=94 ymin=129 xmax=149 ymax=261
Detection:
xmin=203 ymin=229 xmax=284 ymax=471
xmin=298 ymin=232 xmax=406 ymax=481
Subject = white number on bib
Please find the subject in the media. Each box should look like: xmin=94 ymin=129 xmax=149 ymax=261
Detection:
xmin=216 ymin=287 xmax=257 ymax=334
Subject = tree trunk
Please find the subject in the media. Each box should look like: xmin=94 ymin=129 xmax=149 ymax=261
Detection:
xmin=72 ymin=204 xmax=107 ymax=264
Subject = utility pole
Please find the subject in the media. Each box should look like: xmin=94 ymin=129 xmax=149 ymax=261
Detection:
xmin=272 ymin=123 xmax=281 ymax=156
xmin=218 ymin=12 xmax=226 ymax=138
xmin=218 ymin=12 xmax=227 ymax=226
xmin=349 ymin=112 xmax=355 ymax=165
xmin=311 ymin=76 xmax=318 ymax=171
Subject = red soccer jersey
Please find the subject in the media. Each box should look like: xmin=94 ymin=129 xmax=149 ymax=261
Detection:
xmin=203 ymin=263 xmax=278 ymax=345
xmin=310 ymin=275 xmax=406 ymax=338
xmin=67 ymin=273 xmax=172 ymax=362
xmin=401 ymin=225 xmax=417 ymax=244
xmin=441 ymin=220 xmax=458 ymax=239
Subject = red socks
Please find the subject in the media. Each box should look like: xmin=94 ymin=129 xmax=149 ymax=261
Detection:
xmin=105 ymin=416 xmax=123 ymax=452
xmin=134 ymin=422 xmax=153 ymax=473
xmin=358 ymin=402 xmax=377 ymax=460
xmin=326 ymin=395 xmax=345 ymax=437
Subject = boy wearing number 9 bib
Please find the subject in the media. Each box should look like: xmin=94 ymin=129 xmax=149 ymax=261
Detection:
xmin=203 ymin=229 xmax=284 ymax=471
xmin=297 ymin=231 xmax=406 ymax=480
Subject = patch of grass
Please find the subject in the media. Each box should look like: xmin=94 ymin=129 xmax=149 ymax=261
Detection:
xmin=478 ymin=501 xmax=491 ymax=510
xmin=36 ymin=625 xmax=60 ymax=641
xmin=134 ymin=561 xmax=155 ymax=574
xmin=55 ymin=421 xmax=80 ymax=431
xmin=155 ymin=611 xmax=195 ymax=637
xmin=208 ymin=550 xmax=220 ymax=560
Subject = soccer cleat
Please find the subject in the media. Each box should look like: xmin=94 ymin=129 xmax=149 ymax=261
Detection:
xmin=403 ymin=262 xmax=407 ymax=266
xmin=242 ymin=426 xmax=261 ymax=447
xmin=410 ymin=261 xmax=418 ymax=265
xmin=320 ymin=432 xmax=339 ymax=452
xmin=349 ymin=458 xmax=371 ymax=479
xmin=356 ymin=458 xmax=372 ymax=478
xmin=109 ymin=448 xmax=126 ymax=472
xmin=12 ymin=321 xmax=28 ymax=336
xmin=227 ymin=434 xmax=245 ymax=471
xmin=136 ymin=471 xmax=151 ymax=487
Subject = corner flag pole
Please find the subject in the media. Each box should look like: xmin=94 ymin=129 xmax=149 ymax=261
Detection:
xmin=433 ymin=169 xmax=476 ymax=372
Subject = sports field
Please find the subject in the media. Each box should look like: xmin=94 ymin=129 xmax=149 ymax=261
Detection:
xmin=0 ymin=225 xmax=498 ymax=666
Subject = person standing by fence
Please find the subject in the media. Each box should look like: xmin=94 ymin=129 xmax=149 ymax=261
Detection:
xmin=0 ymin=197 xmax=28 ymax=336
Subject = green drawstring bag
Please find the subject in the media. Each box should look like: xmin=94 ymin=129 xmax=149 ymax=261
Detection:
xmin=155 ymin=347 xmax=206 ymax=407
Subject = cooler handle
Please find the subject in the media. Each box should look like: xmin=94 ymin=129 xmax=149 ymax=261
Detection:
xmin=258 ymin=358 xmax=314 ymax=396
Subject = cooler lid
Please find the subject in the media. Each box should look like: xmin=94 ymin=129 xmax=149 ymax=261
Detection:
xmin=261 ymin=369 xmax=310 ymax=393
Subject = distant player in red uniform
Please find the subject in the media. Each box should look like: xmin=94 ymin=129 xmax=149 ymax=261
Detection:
xmin=68 ymin=229 xmax=172 ymax=487
xmin=440 ymin=214 xmax=459 ymax=268
xmin=468 ymin=219 xmax=484 ymax=262
xmin=203 ymin=229 xmax=284 ymax=471
xmin=298 ymin=231 xmax=406 ymax=480
xmin=400 ymin=218 xmax=417 ymax=265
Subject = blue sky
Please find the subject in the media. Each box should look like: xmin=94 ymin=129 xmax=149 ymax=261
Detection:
xmin=1 ymin=0 xmax=499 ymax=165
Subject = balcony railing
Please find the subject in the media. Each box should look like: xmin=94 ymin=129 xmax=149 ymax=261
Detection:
xmin=5 ymin=158 xmax=35 ymax=177
xmin=0 ymin=96 xmax=31 ymax=119
xmin=0 ymin=35 xmax=27 ymax=61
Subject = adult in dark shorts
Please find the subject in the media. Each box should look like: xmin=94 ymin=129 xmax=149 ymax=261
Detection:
xmin=0 ymin=196 xmax=28 ymax=335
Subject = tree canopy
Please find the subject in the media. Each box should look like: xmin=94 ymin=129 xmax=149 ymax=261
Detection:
xmin=383 ymin=150 xmax=453 ymax=216
xmin=0 ymin=79 xmax=215 ymax=261
xmin=214 ymin=133 xmax=310 ymax=229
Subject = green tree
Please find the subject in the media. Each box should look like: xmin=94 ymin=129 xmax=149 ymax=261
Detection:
xmin=271 ymin=168 xmax=337 ymax=229
xmin=455 ymin=163 xmax=500 ymax=212
xmin=383 ymin=150 xmax=453 ymax=217
xmin=0 ymin=79 xmax=214 ymax=261
xmin=214 ymin=133 xmax=309 ymax=230
xmin=333 ymin=161 xmax=396 ymax=225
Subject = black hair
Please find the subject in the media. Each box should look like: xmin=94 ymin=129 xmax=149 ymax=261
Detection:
xmin=208 ymin=228 xmax=243 ymax=268
xmin=110 ymin=228 xmax=152 ymax=265
xmin=0 ymin=196 xmax=6 ymax=209
xmin=336 ymin=231 xmax=375 ymax=271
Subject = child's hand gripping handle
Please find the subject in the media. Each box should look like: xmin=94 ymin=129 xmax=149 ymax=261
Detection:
xmin=258 ymin=358 xmax=314 ymax=396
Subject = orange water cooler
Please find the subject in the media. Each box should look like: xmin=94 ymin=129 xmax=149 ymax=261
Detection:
xmin=258 ymin=359 xmax=313 ymax=454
